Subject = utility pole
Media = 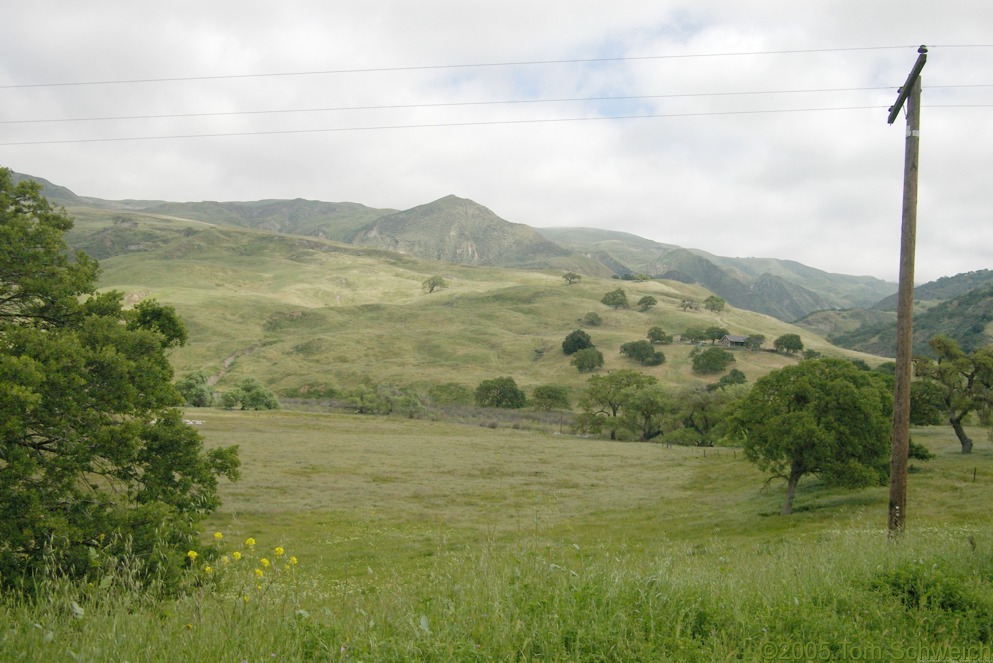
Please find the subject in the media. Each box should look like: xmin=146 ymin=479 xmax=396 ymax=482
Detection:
xmin=887 ymin=45 xmax=927 ymax=537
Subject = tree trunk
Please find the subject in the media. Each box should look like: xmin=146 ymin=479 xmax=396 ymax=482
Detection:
xmin=951 ymin=416 xmax=973 ymax=454
xmin=781 ymin=466 xmax=802 ymax=515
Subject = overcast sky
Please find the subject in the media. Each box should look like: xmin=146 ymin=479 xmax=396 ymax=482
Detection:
xmin=2 ymin=1 xmax=991 ymax=283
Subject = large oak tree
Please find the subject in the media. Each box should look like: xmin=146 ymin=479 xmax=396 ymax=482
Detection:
xmin=0 ymin=170 xmax=239 ymax=590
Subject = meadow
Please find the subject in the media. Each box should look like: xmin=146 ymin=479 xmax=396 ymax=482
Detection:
xmin=4 ymin=410 xmax=993 ymax=661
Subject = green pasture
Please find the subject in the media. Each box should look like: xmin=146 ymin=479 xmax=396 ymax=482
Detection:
xmin=5 ymin=410 xmax=993 ymax=661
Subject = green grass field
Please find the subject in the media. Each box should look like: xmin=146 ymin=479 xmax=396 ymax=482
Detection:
xmin=6 ymin=411 xmax=993 ymax=661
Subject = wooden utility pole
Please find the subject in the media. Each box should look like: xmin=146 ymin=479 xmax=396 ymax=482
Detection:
xmin=887 ymin=45 xmax=927 ymax=536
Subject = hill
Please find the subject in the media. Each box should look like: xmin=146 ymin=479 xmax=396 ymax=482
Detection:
xmin=348 ymin=195 xmax=606 ymax=273
xmin=60 ymin=207 xmax=880 ymax=396
xmin=539 ymin=227 xmax=895 ymax=321
xmin=873 ymin=269 xmax=993 ymax=311
xmin=14 ymin=169 xmax=896 ymax=325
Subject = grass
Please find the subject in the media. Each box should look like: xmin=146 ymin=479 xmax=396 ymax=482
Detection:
xmin=78 ymin=214 xmax=883 ymax=398
xmin=5 ymin=412 xmax=992 ymax=661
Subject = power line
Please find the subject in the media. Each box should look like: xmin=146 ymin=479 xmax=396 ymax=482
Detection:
xmin=0 ymin=86 xmax=902 ymax=125
xmin=0 ymin=105 xmax=886 ymax=146
xmin=0 ymin=45 xmax=922 ymax=90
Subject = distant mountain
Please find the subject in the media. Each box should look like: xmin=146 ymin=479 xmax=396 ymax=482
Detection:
xmin=825 ymin=283 xmax=993 ymax=356
xmin=539 ymin=227 xmax=893 ymax=321
xmin=349 ymin=195 xmax=607 ymax=272
xmin=872 ymin=269 xmax=993 ymax=311
xmin=8 ymin=170 xmax=896 ymax=320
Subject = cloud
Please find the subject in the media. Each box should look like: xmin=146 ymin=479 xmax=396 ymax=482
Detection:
xmin=1 ymin=0 xmax=991 ymax=282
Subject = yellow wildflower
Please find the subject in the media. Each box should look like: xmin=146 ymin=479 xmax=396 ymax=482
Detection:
xmin=187 ymin=550 xmax=198 ymax=561
xmin=221 ymin=555 xmax=230 ymax=564
xmin=290 ymin=556 xmax=298 ymax=565
xmin=204 ymin=566 xmax=213 ymax=574
xmin=255 ymin=568 xmax=264 ymax=578
xmin=261 ymin=558 xmax=271 ymax=568
xmin=245 ymin=537 xmax=256 ymax=548
xmin=232 ymin=551 xmax=242 ymax=561
xmin=213 ymin=531 xmax=224 ymax=541
xmin=274 ymin=546 xmax=285 ymax=557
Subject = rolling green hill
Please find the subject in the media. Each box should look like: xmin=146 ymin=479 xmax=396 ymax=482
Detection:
xmin=75 ymin=212 xmax=880 ymax=397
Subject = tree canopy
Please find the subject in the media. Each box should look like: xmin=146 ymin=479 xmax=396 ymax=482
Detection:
xmin=773 ymin=333 xmax=804 ymax=354
xmin=704 ymin=295 xmax=726 ymax=312
xmin=0 ymin=169 xmax=239 ymax=590
xmin=913 ymin=335 xmax=993 ymax=453
xmin=571 ymin=347 xmax=604 ymax=373
xmin=601 ymin=288 xmax=629 ymax=309
xmin=562 ymin=329 xmax=594 ymax=355
xmin=475 ymin=376 xmax=526 ymax=408
xmin=422 ymin=275 xmax=449 ymax=293
xmin=731 ymin=358 xmax=891 ymax=515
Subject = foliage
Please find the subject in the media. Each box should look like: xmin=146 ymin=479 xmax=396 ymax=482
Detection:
xmin=647 ymin=326 xmax=672 ymax=345
xmin=561 ymin=329 xmax=593 ymax=355
xmin=620 ymin=340 xmax=665 ymax=366
xmin=691 ymin=347 xmax=735 ymax=374
xmin=562 ymin=271 xmax=582 ymax=285
xmin=679 ymin=299 xmax=698 ymax=311
xmin=707 ymin=368 xmax=747 ymax=391
xmin=744 ymin=334 xmax=765 ymax=351
xmin=617 ymin=384 xmax=676 ymax=441
xmin=681 ymin=326 xmax=707 ymax=343
xmin=910 ymin=379 xmax=945 ymax=426
xmin=176 ymin=369 xmax=215 ymax=407
xmin=704 ymin=326 xmax=729 ymax=344
xmin=421 ymin=275 xmax=449 ymax=293
xmin=221 ymin=378 xmax=280 ymax=410
xmin=0 ymin=169 xmax=239 ymax=590
xmin=731 ymin=358 xmax=892 ymax=515
xmin=475 ymin=376 xmax=526 ymax=409
xmin=571 ymin=347 xmax=604 ymax=373
xmin=773 ymin=333 xmax=804 ymax=354
xmin=704 ymin=295 xmax=726 ymax=312
xmin=636 ymin=295 xmax=657 ymax=312
xmin=581 ymin=311 xmax=603 ymax=327
xmin=913 ymin=335 xmax=993 ymax=453
xmin=576 ymin=370 xmax=657 ymax=439
xmin=677 ymin=387 xmax=743 ymax=446
xmin=601 ymin=288 xmax=629 ymax=309
xmin=530 ymin=384 xmax=571 ymax=411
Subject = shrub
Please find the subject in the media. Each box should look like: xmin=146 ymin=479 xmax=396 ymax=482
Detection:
xmin=475 ymin=377 xmax=527 ymax=409
xmin=562 ymin=329 xmax=594 ymax=355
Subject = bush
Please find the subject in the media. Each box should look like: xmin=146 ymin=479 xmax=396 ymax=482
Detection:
xmin=562 ymin=329 xmax=594 ymax=355
xmin=571 ymin=347 xmax=604 ymax=373
xmin=475 ymin=377 xmax=526 ymax=409
xmin=221 ymin=378 xmax=280 ymax=410
xmin=582 ymin=312 xmax=603 ymax=327
xmin=692 ymin=347 xmax=736 ymax=374
xmin=176 ymin=369 xmax=215 ymax=407
xmin=531 ymin=385 xmax=571 ymax=411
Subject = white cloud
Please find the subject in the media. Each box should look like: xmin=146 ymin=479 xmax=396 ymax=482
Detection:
xmin=1 ymin=0 xmax=991 ymax=282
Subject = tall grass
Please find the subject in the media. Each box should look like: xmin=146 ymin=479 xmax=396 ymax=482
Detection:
xmin=4 ymin=526 xmax=992 ymax=661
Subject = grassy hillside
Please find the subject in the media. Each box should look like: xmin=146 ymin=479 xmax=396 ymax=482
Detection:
xmin=82 ymin=213 xmax=882 ymax=397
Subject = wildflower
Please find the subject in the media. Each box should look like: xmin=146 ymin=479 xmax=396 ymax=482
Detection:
xmin=245 ymin=537 xmax=256 ymax=548
xmin=204 ymin=566 xmax=213 ymax=574
xmin=274 ymin=546 xmax=285 ymax=557
xmin=257 ymin=584 xmax=263 ymax=590
xmin=261 ymin=558 xmax=271 ymax=568
xmin=187 ymin=550 xmax=198 ymax=562
xmin=185 ymin=623 xmax=193 ymax=630
xmin=232 ymin=551 xmax=242 ymax=561
xmin=290 ymin=556 xmax=298 ymax=565
xmin=214 ymin=531 xmax=224 ymax=541
xmin=255 ymin=568 xmax=264 ymax=578
xmin=221 ymin=555 xmax=230 ymax=565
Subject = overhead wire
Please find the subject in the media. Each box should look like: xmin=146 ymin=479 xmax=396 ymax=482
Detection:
xmin=0 ymin=45 xmax=930 ymax=89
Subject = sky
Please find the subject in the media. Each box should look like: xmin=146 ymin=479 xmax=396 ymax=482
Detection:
xmin=1 ymin=1 xmax=991 ymax=284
